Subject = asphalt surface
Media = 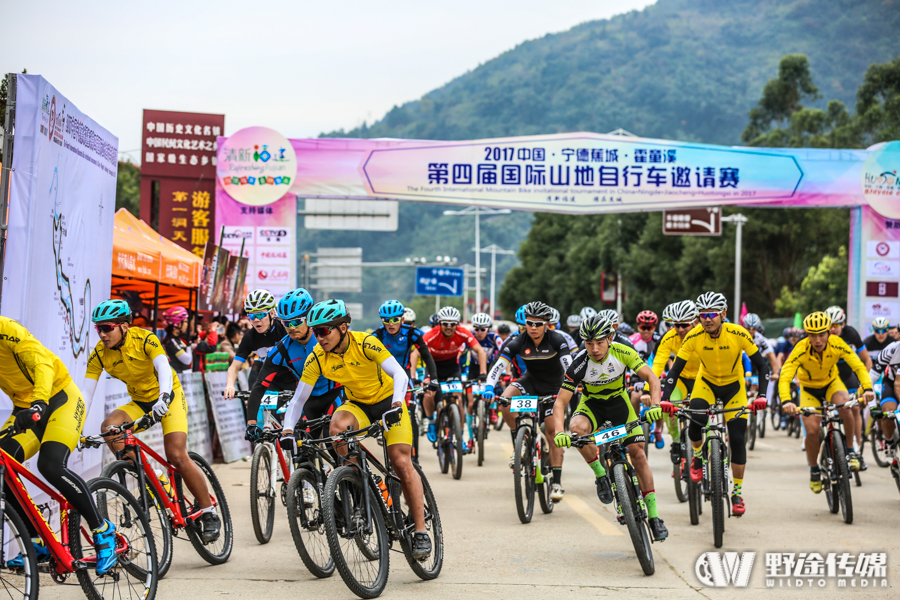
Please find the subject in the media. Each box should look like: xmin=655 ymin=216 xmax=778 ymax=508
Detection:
xmin=42 ymin=416 xmax=900 ymax=599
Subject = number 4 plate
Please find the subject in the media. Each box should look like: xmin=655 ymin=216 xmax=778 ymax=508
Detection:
xmin=594 ymin=425 xmax=627 ymax=445
xmin=510 ymin=396 xmax=539 ymax=412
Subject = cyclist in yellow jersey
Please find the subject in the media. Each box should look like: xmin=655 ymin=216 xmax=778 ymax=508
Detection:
xmin=82 ymin=300 xmax=221 ymax=543
xmin=0 ymin=317 xmax=118 ymax=575
xmin=659 ymin=292 xmax=769 ymax=517
xmin=652 ymin=300 xmax=700 ymax=465
xmin=281 ymin=300 xmax=431 ymax=560
xmin=779 ymin=311 xmax=875 ymax=492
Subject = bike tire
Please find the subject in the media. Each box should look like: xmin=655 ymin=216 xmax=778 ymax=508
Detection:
xmin=176 ymin=452 xmax=234 ymax=565
xmin=758 ymin=409 xmax=766 ymax=438
xmin=820 ymin=437 xmax=839 ymax=514
xmin=76 ymin=477 xmax=158 ymax=600
xmin=476 ymin=400 xmax=486 ymax=467
xmin=513 ymin=426 xmax=535 ymax=524
xmin=437 ymin=408 xmax=450 ymax=475
xmin=410 ymin=403 xmax=420 ymax=463
xmin=250 ymin=443 xmax=275 ymax=544
xmin=892 ymin=464 xmax=900 ymax=496
xmin=709 ymin=440 xmax=726 ymax=549
xmin=449 ymin=403 xmax=464 ymax=480
xmin=537 ymin=433 xmax=554 ymax=514
xmin=771 ymin=403 xmax=781 ymax=430
xmin=0 ymin=498 xmax=39 ymax=600
xmin=674 ymin=437 xmax=688 ymax=503
xmin=748 ymin=413 xmax=757 ymax=451
xmin=101 ymin=459 xmax=174 ymax=579
xmin=286 ymin=467 xmax=334 ymax=578
xmin=642 ymin=421 xmax=651 ymax=455
xmin=322 ymin=465 xmax=389 ymax=599
xmin=399 ymin=462 xmax=444 ymax=580
xmin=832 ymin=430 xmax=853 ymax=524
xmin=870 ymin=426 xmax=890 ymax=468
xmin=613 ymin=463 xmax=654 ymax=576
xmin=493 ymin=406 xmax=504 ymax=431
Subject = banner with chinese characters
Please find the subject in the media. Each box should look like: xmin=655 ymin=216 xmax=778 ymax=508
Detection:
xmin=275 ymin=133 xmax=895 ymax=217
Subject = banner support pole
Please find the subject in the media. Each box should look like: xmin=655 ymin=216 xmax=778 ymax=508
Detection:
xmin=0 ymin=73 xmax=17 ymax=305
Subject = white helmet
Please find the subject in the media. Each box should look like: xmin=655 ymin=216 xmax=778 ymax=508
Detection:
xmin=436 ymin=306 xmax=461 ymax=323
xmin=579 ymin=306 xmax=597 ymax=321
xmin=244 ymin=289 xmax=276 ymax=313
xmin=548 ymin=308 xmax=560 ymax=326
xmin=566 ymin=314 xmax=581 ymax=328
xmin=872 ymin=317 xmax=890 ymax=329
xmin=403 ymin=307 xmax=416 ymax=323
xmin=670 ymin=300 xmax=699 ymax=323
xmin=825 ymin=306 xmax=846 ymax=325
xmin=696 ymin=291 xmax=727 ymax=312
xmin=661 ymin=303 xmax=675 ymax=324
xmin=471 ymin=313 xmax=492 ymax=328
xmin=598 ymin=309 xmax=619 ymax=327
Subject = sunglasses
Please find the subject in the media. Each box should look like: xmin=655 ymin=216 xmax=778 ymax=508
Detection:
xmin=473 ymin=327 xmax=490 ymax=332
xmin=639 ymin=325 xmax=654 ymax=332
xmin=312 ymin=326 xmax=336 ymax=338
xmin=95 ymin=323 xmax=120 ymax=334
xmin=874 ymin=328 xmax=888 ymax=334
xmin=525 ymin=320 xmax=546 ymax=328
xmin=247 ymin=311 xmax=269 ymax=321
xmin=699 ymin=312 xmax=721 ymax=320
xmin=280 ymin=317 xmax=306 ymax=329
xmin=674 ymin=322 xmax=693 ymax=329
xmin=440 ymin=321 xmax=458 ymax=328
xmin=381 ymin=317 xmax=402 ymax=325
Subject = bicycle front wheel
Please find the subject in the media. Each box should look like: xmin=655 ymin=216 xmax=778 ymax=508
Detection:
xmin=513 ymin=426 xmax=535 ymax=524
xmin=449 ymin=402 xmax=464 ymax=480
xmin=176 ymin=452 xmax=234 ymax=565
xmin=748 ymin=413 xmax=757 ymax=450
xmin=871 ymin=423 xmax=891 ymax=468
xmin=250 ymin=443 xmax=275 ymax=544
xmin=709 ymin=440 xmax=726 ymax=548
xmin=613 ymin=463 xmax=654 ymax=576
xmin=322 ymin=465 xmax=389 ymax=599
xmin=437 ymin=407 xmax=450 ymax=475
xmin=287 ymin=467 xmax=334 ymax=578
xmin=673 ymin=436 xmax=688 ymax=504
xmin=476 ymin=400 xmax=486 ymax=467
xmin=832 ymin=430 xmax=853 ymax=524
xmin=399 ymin=462 xmax=444 ymax=580
xmin=0 ymin=501 xmax=38 ymax=600
xmin=537 ymin=433 xmax=554 ymax=514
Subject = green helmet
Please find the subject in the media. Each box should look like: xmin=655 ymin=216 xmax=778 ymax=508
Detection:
xmin=307 ymin=299 xmax=351 ymax=327
xmin=92 ymin=299 xmax=132 ymax=323
xmin=579 ymin=313 xmax=616 ymax=341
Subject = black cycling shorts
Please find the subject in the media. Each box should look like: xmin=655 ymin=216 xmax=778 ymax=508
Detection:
xmin=511 ymin=371 xmax=560 ymax=398
xmin=435 ymin=359 xmax=462 ymax=381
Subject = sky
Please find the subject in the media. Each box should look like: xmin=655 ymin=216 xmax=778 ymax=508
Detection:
xmin=2 ymin=0 xmax=655 ymax=164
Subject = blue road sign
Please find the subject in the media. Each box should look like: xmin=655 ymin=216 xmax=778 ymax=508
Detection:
xmin=415 ymin=266 xmax=464 ymax=297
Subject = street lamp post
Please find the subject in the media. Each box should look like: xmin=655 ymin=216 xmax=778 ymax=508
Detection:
xmin=473 ymin=244 xmax=515 ymax=318
xmin=721 ymin=213 xmax=748 ymax=315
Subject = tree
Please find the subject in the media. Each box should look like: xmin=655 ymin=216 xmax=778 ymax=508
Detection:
xmin=116 ymin=161 xmax=140 ymax=217
xmin=775 ymin=247 xmax=848 ymax=315
xmin=856 ymin=55 xmax=900 ymax=145
xmin=0 ymin=69 xmax=27 ymax=164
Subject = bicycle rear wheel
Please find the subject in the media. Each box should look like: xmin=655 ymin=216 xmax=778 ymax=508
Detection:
xmin=613 ymin=463 xmax=654 ymax=576
xmin=287 ymin=468 xmax=334 ymax=578
xmin=399 ymin=462 xmax=444 ymax=580
xmin=709 ymin=440 xmax=726 ymax=548
xmin=449 ymin=403 xmax=464 ymax=480
xmin=537 ymin=433 xmax=554 ymax=514
xmin=673 ymin=435 xmax=688 ymax=503
xmin=437 ymin=407 xmax=450 ymax=474
xmin=322 ymin=466 xmax=389 ymax=599
xmin=176 ymin=452 xmax=234 ymax=565
xmin=870 ymin=422 xmax=890 ymax=467
xmin=0 ymin=500 xmax=38 ymax=600
xmin=513 ymin=426 xmax=535 ymax=524
xmin=758 ymin=409 xmax=766 ymax=438
xmin=832 ymin=430 xmax=853 ymax=524
xmin=476 ymin=400 xmax=486 ymax=467
xmin=250 ymin=443 xmax=275 ymax=544
xmin=748 ymin=413 xmax=757 ymax=450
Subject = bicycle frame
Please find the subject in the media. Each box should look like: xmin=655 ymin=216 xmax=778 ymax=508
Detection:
xmin=510 ymin=395 xmax=555 ymax=481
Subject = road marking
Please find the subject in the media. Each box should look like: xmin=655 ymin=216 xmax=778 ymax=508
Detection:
xmin=562 ymin=493 xmax=623 ymax=536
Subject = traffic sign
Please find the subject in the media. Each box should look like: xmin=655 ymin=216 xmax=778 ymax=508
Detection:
xmin=663 ymin=207 xmax=721 ymax=236
xmin=416 ymin=266 xmax=464 ymax=297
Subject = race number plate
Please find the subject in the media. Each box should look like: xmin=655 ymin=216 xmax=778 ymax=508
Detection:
xmin=441 ymin=381 xmax=463 ymax=393
xmin=593 ymin=424 xmax=628 ymax=445
xmin=510 ymin=396 xmax=539 ymax=412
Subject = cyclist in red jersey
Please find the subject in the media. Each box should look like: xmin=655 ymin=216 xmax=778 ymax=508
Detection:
xmin=422 ymin=307 xmax=487 ymax=442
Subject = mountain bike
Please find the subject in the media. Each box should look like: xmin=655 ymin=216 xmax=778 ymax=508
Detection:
xmin=877 ymin=409 xmax=900 ymax=496
xmin=672 ymin=401 xmax=692 ymax=505
xmin=800 ymin=398 xmax=858 ymax=524
xmin=868 ymin=404 xmax=893 ymax=468
xmin=321 ymin=419 xmax=443 ymax=598
xmin=407 ymin=386 xmax=424 ymax=463
xmin=471 ymin=384 xmax=493 ymax=466
xmin=434 ymin=378 xmax=465 ymax=480
xmin=572 ymin=417 xmax=658 ymax=576
xmin=0 ymin=424 xmax=158 ymax=600
xmin=99 ymin=414 xmax=233 ymax=578
xmin=499 ymin=395 xmax=555 ymax=524
xmin=747 ymin=390 xmax=759 ymax=450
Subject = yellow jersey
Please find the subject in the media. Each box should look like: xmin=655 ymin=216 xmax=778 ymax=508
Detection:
xmin=301 ymin=331 xmax=393 ymax=405
xmin=652 ymin=328 xmax=700 ymax=380
xmin=779 ymin=335 xmax=872 ymax=400
xmin=85 ymin=327 xmax=181 ymax=403
xmin=0 ymin=317 xmax=73 ymax=409
xmin=676 ymin=322 xmax=759 ymax=386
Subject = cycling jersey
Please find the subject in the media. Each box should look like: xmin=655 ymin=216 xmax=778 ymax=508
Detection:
xmin=164 ymin=334 xmax=192 ymax=374
xmin=472 ymin=330 xmax=504 ymax=364
xmin=863 ymin=334 xmax=893 ymax=364
xmin=869 ymin=340 xmax=900 ymax=382
xmin=779 ymin=335 xmax=873 ymax=402
xmin=836 ymin=325 xmax=866 ymax=388
xmin=423 ymin=326 xmax=480 ymax=363
xmin=487 ymin=330 xmax=572 ymax=390
xmin=557 ymin=330 xmax=578 ymax=353
xmin=675 ymin=323 xmax=760 ymax=386
xmin=629 ymin=331 xmax=661 ymax=364
xmin=774 ymin=339 xmax=796 ymax=359
xmin=300 ymin=331 xmax=394 ymax=404
xmin=652 ymin=328 xmax=700 ymax=381
xmin=233 ymin=320 xmax=287 ymax=364
xmin=0 ymin=317 xmax=72 ymax=409
xmin=86 ymin=327 xmax=182 ymax=403
xmin=372 ymin=324 xmax=438 ymax=379
xmin=751 ymin=331 xmax=773 ymax=356
xmin=563 ymin=344 xmax=645 ymax=401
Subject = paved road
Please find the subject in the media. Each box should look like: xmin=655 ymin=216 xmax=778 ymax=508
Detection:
xmin=44 ymin=420 xmax=900 ymax=599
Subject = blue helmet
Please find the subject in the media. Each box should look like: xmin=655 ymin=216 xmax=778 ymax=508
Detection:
xmin=277 ymin=288 xmax=314 ymax=320
xmin=378 ymin=300 xmax=405 ymax=319
xmin=307 ymin=299 xmax=351 ymax=327
xmin=92 ymin=299 xmax=132 ymax=323
xmin=429 ymin=313 xmax=439 ymax=327
xmin=515 ymin=304 xmax=527 ymax=326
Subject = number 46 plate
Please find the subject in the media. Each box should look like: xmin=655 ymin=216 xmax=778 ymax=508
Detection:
xmin=594 ymin=425 xmax=627 ymax=445
xmin=510 ymin=396 xmax=539 ymax=412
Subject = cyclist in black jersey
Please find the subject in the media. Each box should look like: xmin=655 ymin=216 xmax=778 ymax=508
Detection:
xmin=485 ymin=302 xmax=573 ymax=501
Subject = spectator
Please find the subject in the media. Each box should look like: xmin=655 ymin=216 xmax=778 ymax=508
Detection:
xmin=219 ymin=322 xmax=244 ymax=361
xmin=237 ymin=316 xmax=252 ymax=332
xmin=889 ymin=325 xmax=900 ymax=341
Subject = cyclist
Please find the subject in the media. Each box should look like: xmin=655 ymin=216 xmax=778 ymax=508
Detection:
xmin=466 ymin=312 xmax=504 ymax=438
xmin=549 ymin=308 xmax=578 ymax=353
xmin=779 ymin=311 xmax=875 ymax=491
xmin=484 ymin=302 xmax=572 ymax=500
xmin=373 ymin=300 xmax=438 ymax=383
xmin=0 ymin=317 xmax=118 ymax=575
xmin=567 ymin=314 xmax=582 ymax=345
xmin=869 ymin=340 xmax=900 ymax=468
xmin=552 ymin=313 xmax=668 ymax=540
xmin=497 ymin=323 xmax=512 ymax=343
xmin=245 ymin=289 xmax=342 ymax=442
xmin=224 ymin=289 xmax=287 ymax=402
xmin=421 ymin=307 xmax=488 ymax=442
xmin=403 ymin=307 xmax=417 ymax=327
xmin=742 ymin=313 xmax=781 ymax=401
xmin=659 ymin=292 xmax=770 ymax=516
xmin=85 ymin=300 xmax=221 ymax=542
xmin=652 ymin=300 xmax=700 ymax=465
xmin=629 ymin=310 xmax=661 ymax=418
xmin=864 ymin=317 xmax=893 ymax=364
xmin=161 ymin=306 xmax=194 ymax=373
xmin=825 ymin=305 xmax=872 ymax=470
xmin=280 ymin=299 xmax=432 ymax=559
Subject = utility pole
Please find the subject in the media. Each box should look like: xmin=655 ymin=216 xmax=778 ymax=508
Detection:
xmin=721 ymin=214 xmax=747 ymax=315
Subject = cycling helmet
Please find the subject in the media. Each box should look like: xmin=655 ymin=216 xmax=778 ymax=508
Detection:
xmin=636 ymin=310 xmax=658 ymax=328
xmin=498 ymin=323 xmax=511 ymax=335
xmin=429 ymin=313 xmax=439 ymax=327
xmin=661 ymin=304 xmax=675 ymax=324
xmin=782 ymin=327 xmax=793 ymax=337
xmin=277 ymin=288 xmax=314 ymax=320
xmin=548 ymin=308 xmax=561 ymax=326
xmin=757 ymin=323 xmax=766 ymax=335
xmin=515 ymin=305 xmax=527 ymax=326
xmin=403 ymin=307 xmax=416 ymax=323
xmin=245 ymin=289 xmax=276 ymax=313
xmin=378 ymin=299 xmax=405 ymax=319
xmin=566 ymin=314 xmax=581 ymax=328
xmin=579 ymin=306 xmax=597 ymax=322
xmin=696 ymin=291 xmax=727 ymax=311
xmin=803 ymin=311 xmax=832 ymax=334
xmin=163 ymin=306 xmax=189 ymax=325
xmin=742 ymin=313 xmax=762 ymax=329
xmin=580 ymin=313 xmax=616 ymax=341
xmin=598 ymin=309 xmax=619 ymax=327
xmin=618 ymin=323 xmax=634 ymax=336
xmin=873 ymin=317 xmax=890 ymax=329
xmin=472 ymin=313 xmax=493 ymax=328
xmin=524 ymin=301 xmax=553 ymax=321
xmin=436 ymin=306 xmax=461 ymax=323
xmin=825 ymin=305 xmax=846 ymax=325
xmin=307 ymin=299 xmax=351 ymax=327
xmin=92 ymin=299 xmax=132 ymax=323
xmin=668 ymin=300 xmax=698 ymax=323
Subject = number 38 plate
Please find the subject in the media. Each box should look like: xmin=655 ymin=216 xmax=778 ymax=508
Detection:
xmin=510 ymin=396 xmax=539 ymax=412
xmin=593 ymin=424 xmax=627 ymax=445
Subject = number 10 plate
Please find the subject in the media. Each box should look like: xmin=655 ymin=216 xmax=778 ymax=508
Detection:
xmin=441 ymin=381 xmax=463 ymax=393
xmin=510 ymin=396 xmax=539 ymax=412
xmin=594 ymin=424 xmax=627 ymax=445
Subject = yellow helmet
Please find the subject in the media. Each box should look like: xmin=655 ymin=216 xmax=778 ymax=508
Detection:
xmin=803 ymin=311 xmax=832 ymax=334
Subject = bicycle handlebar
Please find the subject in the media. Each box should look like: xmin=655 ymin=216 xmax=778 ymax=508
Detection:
xmin=496 ymin=394 xmax=557 ymax=407
xmin=569 ymin=418 xmax=647 ymax=448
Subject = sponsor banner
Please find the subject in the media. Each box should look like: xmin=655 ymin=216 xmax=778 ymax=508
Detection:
xmin=861 ymin=141 xmax=900 ymax=218
xmin=217 ymin=126 xmax=297 ymax=206
xmin=865 ymin=301 xmax=899 ymax=320
xmin=256 ymin=247 xmax=291 ymax=265
xmin=141 ymin=109 xmax=224 ymax=179
xmin=2 ymin=74 xmax=116 ymax=409
xmin=205 ymin=371 xmax=251 ymax=463
xmin=849 ymin=205 xmax=900 ymax=332
xmin=867 ymin=240 xmax=900 ymax=259
xmin=256 ymin=226 xmax=292 ymax=246
xmin=865 ymin=260 xmax=899 ymax=279
xmin=866 ymin=281 xmax=899 ymax=298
